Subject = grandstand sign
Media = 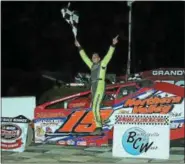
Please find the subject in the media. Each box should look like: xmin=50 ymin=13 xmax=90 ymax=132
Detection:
xmin=152 ymin=70 xmax=184 ymax=76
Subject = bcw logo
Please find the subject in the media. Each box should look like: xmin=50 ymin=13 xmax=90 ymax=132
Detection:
xmin=122 ymin=127 xmax=154 ymax=155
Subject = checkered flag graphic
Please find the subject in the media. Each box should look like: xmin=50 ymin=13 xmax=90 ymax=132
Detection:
xmin=165 ymin=117 xmax=170 ymax=125
xmin=115 ymin=115 xmax=122 ymax=124
xmin=114 ymin=114 xmax=170 ymax=125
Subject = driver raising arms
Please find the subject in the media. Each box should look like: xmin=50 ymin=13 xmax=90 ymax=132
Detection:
xmin=74 ymin=36 xmax=119 ymax=135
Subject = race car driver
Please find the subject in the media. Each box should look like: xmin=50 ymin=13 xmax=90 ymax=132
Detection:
xmin=74 ymin=35 xmax=119 ymax=135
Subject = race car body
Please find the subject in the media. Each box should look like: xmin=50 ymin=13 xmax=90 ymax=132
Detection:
xmin=34 ymin=79 xmax=184 ymax=146
xmin=117 ymin=68 xmax=184 ymax=87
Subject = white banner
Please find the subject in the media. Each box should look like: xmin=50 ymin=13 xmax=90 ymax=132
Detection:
xmin=1 ymin=116 xmax=29 ymax=152
xmin=2 ymin=97 xmax=36 ymax=120
xmin=112 ymin=114 xmax=170 ymax=159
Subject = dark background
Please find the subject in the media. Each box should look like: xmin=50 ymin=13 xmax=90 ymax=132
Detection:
xmin=1 ymin=1 xmax=184 ymax=97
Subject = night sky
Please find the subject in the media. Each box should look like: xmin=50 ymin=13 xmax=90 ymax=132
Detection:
xmin=2 ymin=1 xmax=184 ymax=74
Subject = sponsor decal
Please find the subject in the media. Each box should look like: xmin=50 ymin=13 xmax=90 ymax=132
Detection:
xmin=1 ymin=117 xmax=28 ymax=123
xmin=1 ymin=139 xmax=23 ymax=149
xmin=1 ymin=116 xmax=29 ymax=152
xmin=76 ymin=141 xmax=87 ymax=146
xmin=57 ymin=110 xmax=112 ymax=133
xmin=89 ymin=143 xmax=96 ymax=146
xmin=36 ymin=112 xmax=66 ymax=118
xmin=34 ymin=118 xmax=66 ymax=144
xmin=1 ymin=124 xmax=23 ymax=149
xmin=70 ymin=102 xmax=86 ymax=108
xmin=119 ymin=110 xmax=130 ymax=114
xmin=122 ymin=127 xmax=157 ymax=156
xmin=170 ymin=122 xmax=183 ymax=129
xmin=67 ymin=139 xmax=75 ymax=145
xmin=152 ymin=70 xmax=185 ymax=76
xmin=77 ymin=136 xmax=104 ymax=142
xmin=101 ymin=144 xmax=108 ymax=146
xmin=169 ymin=112 xmax=182 ymax=118
xmin=1 ymin=124 xmax=22 ymax=140
xmin=57 ymin=140 xmax=66 ymax=145
xmin=35 ymin=126 xmax=45 ymax=137
xmin=46 ymin=127 xmax=52 ymax=133
xmin=124 ymin=96 xmax=182 ymax=114
xmin=39 ymin=119 xmax=63 ymax=126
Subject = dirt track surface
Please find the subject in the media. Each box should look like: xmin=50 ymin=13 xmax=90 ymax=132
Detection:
xmin=1 ymin=143 xmax=184 ymax=164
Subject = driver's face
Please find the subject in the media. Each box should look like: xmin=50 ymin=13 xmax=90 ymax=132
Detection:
xmin=92 ymin=53 xmax=100 ymax=63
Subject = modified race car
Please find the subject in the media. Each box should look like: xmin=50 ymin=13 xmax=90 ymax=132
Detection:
xmin=34 ymin=79 xmax=184 ymax=147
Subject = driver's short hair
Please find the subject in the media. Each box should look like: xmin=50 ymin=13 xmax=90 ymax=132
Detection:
xmin=92 ymin=53 xmax=99 ymax=57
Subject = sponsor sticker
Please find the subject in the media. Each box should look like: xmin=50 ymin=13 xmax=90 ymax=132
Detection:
xmin=76 ymin=141 xmax=87 ymax=146
xmin=1 ymin=139 xmax=23 ymax=149
xmin=1 ymin=116 xmax=29 ymax=152
xmin=34 ymin=118 xmax=66 ymax=143
xmin=57 ymin=140 xmax=66 ymax=145
xmin=124 ymin=96 xmax=182 ymax=114
xmin=1 ymin=123 xmax=25 ymax=151
xmin=1 ymin=124 xmax=22 ymax=141
xmin=67 ymin=140 xmax=75 ymax=145
xmin=89 ymin=143 xmax=96 ymax=146
xmin=35 ymin=112 xmax=66 ymax=118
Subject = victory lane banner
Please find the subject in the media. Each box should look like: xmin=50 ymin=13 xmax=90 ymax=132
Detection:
xmin=112 ymin=114 xmax=170 ymax=159
xmin=1 ymin=115 xmax=29 ymax=152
